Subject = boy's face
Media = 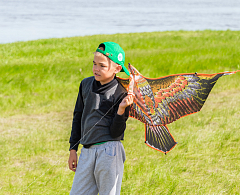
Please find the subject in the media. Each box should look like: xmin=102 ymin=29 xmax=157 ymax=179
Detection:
xmin=93 ymin=53 xmax=122 ymax=85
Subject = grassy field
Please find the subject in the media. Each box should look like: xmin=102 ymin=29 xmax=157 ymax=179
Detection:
xmin=0 ymin=30 xmax=240 ymax=194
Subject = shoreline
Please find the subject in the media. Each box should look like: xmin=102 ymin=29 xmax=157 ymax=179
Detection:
xmin=1 ymin=29 xmax=239 ymax=45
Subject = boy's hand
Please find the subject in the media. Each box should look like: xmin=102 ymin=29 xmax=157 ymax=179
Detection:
xmin=117 ymin=94 xmax=135 ymax=115
xmin=68 ymin=150 xmax=78 ymax=172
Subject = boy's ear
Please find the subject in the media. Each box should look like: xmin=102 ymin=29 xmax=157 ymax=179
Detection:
xmin=115 ymin=65 xmax=122 ymax=74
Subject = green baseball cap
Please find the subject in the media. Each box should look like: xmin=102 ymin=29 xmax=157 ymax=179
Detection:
xmin=96 ymin=42 xmax=130 ymax=76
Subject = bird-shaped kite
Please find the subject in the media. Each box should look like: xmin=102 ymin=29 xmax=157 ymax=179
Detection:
xmin=117 ymin=64 xmax=239 ymax=154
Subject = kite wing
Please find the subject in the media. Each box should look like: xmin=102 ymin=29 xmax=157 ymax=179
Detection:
xmin=117 ymin=64 xmax=239 ymax=153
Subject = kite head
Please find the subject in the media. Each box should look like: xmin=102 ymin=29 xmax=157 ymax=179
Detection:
xmin=127 ymin=64 xmax=150 ymax=111
xmin=127 ymin=63 xmax=142 ymax=94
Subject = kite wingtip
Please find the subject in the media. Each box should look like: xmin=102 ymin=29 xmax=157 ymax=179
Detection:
xmin=222 ymin=70 xmax=240 ymax=76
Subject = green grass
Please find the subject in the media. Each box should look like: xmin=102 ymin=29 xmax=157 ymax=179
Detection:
xmin=0 ymin=30 xmax=240 ymax=194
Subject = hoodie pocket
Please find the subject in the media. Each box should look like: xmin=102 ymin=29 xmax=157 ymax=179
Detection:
xmin=104 ymin=146 xmax=116 ymax=157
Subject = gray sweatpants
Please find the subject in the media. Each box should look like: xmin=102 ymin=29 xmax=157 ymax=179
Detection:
xmin=70 ymin=141 xmax=126 ymax=195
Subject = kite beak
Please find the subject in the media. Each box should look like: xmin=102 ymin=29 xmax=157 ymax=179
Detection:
xmin=128 ymin=63 xmax=141 ymax=76
xmin=128 ymin=63 xmax=133 ymax=75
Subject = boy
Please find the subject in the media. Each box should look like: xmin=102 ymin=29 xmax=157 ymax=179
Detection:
xmin=68 ymin=42 xmax=134 ymax=195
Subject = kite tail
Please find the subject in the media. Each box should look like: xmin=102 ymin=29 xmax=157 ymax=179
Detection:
xmin=145 ymin=125 xmax=177 ymax=154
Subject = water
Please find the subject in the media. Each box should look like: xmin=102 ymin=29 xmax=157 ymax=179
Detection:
xmin=0 ymin=0 xmax=240 ymax=44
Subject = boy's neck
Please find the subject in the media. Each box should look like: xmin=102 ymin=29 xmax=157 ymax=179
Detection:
xmin=99 ymin=76 xmax=116 ymax=86
xmin=92 ymin=76 xmax=118 ymax=94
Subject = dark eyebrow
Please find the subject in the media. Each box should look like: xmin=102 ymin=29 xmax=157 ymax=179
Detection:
xmin=93 ymin=61 xmax=105 ymax=65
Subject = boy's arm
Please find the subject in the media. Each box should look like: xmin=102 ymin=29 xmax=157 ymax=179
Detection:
xmin=69 ymin=83 xmax=84 ymax=151
xmin=68 ymin=83 xmax=84 ymax=172
xmin=110 ymin=94 xmax=134 ymax=138
xmin=110 ymin=106 xmax=129 ymax=138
